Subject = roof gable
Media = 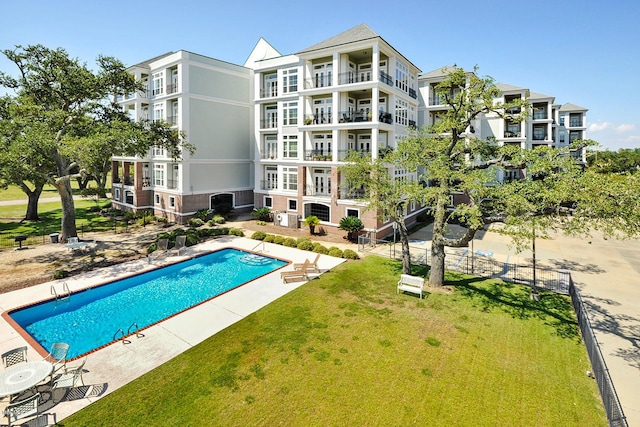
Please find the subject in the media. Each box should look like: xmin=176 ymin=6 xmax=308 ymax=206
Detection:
xmin=297 ymin=23 xmax=379 ymax=54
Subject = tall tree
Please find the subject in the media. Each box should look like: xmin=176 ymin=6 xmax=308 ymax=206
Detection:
xmin=0 ymin=45 xmax=189 ymax=240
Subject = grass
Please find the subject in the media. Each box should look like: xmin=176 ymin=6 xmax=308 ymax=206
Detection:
xmin=62 ymin=256 xmax=606 ymax=426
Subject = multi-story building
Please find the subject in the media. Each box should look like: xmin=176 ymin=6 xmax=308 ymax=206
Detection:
xmin=111 ymin=51 xmax=254 ymax=222
xmin=418 ymin=67 xmax=588 ymax=182
xmin=249 ymin=24 xmax=421 ymax=238
xmin=112 ymin=26 xmax=587 ymax=237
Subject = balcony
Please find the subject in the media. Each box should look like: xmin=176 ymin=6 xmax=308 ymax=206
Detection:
xmin=260 ymin=180 xmax=278 ymax=191
xmin=260 ymin=118 xmax=278 ymax=129
xmin=504 ymin=131 xmax=521 ymax=138
xmin=304 ymin=113 xmax=333 ymax=125
xmin=429 ymin=96 xmax=444 ymax=106
xmin=260 ymin=150 xmax=278 ymax=160
xmin=304 ymin=185 xmax=331 ymax=197
xmin=260 ymin=88 xmax=277 ymax=98
xmin=337 ymin=72 xmax=373 ymax=85
xmin=337 ymin=110 xmax=372 ymax=123
xmin=408 ymin=119 xmax=416 ymax=127
xmin=408 ymin=88 xmax=417 ymax=99
xmin=339 ymin=188 xmax=369 ymax=200
xmin=166 ymin=83 xmax=178 ymax=94
xmin=166 ymin=115 xmax=178 ymax=126
xmin=167 ymin=178 xmax=179 ymax=190
xmin=304 ymin=76 xmax=333 ymax=90
xmin=338 ymin=150 xmax=371 ymax=161
xmin=380 ymin=71 xmax=393 ymax=86
xmin=304 ymin=149 xmax=333 ymax=162
xmin=532 ymin=134 xmax=548 ymax=141
xmin=569 ymin=118 xmax=583 ymax=127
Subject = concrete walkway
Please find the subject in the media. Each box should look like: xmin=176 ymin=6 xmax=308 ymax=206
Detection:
xmin=407 ymin=224 xmax=640 ymax=426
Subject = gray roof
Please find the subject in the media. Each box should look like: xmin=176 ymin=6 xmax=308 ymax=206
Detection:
xmin=560 ymin=102 xmax=588 ymax=112
xmin=529 ymin=91 xmax=554 ymax=101
xmin=129 ymin=52 xmax=175 ymax=69
xmin=495 ymin=83 xmax=527 ymax=93
xmin=419 ymin=65 xmax=474 ymax=79
xmin=297 ymin=24 xmax=379 ymax=54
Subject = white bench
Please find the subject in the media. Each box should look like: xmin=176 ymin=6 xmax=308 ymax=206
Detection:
xmin=397 ymin=274 xmax=425 ymax=299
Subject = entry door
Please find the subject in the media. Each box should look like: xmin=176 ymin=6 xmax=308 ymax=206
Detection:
xmin=357 ymin=134 xmax=371 ymax=153
xmin=265 ymin=74 xmax=277 ymax=97
xmin=265 ymin=105 xmax=277 ymax=128
xmin=265 ymin=135 xmax=277 ymax=159
xmin=265 ymin=166 xmax=278 ymax=190
xmin=314 ymin=63 xmax=333 ymax=88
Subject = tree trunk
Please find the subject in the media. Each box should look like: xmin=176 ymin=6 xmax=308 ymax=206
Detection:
xmin=20 ymin=182 xmax=44 ymax=221
xmin=57 ymin=180 xmax=78 ymax=242
xmin=429 ymin=237 xmax=446 ymax=286
xmin=397 ymin=219 xmax=412 ymax=274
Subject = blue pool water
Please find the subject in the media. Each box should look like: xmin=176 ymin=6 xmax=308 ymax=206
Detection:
xmin=10 ymin=248 xmax=286 ymax=359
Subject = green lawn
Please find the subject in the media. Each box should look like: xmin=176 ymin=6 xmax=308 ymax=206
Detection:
xmin=62 ymin=256 xmax=605 ymax=426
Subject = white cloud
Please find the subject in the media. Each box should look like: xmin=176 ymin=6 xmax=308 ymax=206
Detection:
xmin=587 ymin=121 xmax=640 ymax=151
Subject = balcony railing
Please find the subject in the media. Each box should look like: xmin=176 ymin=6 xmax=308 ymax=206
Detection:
xmin=304 ymin=76 xmax=333 ymax=89
xmin=532 ymin=134 xmax=548 ymax=141
xmin=260 ymin=150 xmax=278 ymax=160
xmin=166 ymin=115 xmax=178 ymax=126
xmin=429 ymin=96 xmax=444 ymax=106
xmin=151 ymin=87 xmax=163 ymax=96
xmin=260 ymin=88 xmax=277 ymax=98
xmin=339 ymin=188 xmax=369 ymax=200
xmin=337 ymin=110 xmax=372 ymax=123
xmin=337 ymin=72 xmax=373 ymax=85
xmin=166 ymin=83 xmax=178 ymax=94
xmin=380 ymin=71 xmax=393 ymax=86
xmin=570 ymin=119 xmax=583 ymax=127
xmin=260 ymin=180 xmax=278 ymax=191
xmin=166 ymin=178 xmax=179 ymax=190
xmin=304 ymin=185 xmax=331 ymax=197
xmin=338 ymin=150 xmax=371 ymax=161
xmin=533 ymin=111 xmax=547 ymax=120
xmin=304 ymin=113 xmax=332 ymax=125
xmin=304 ymin=150 xmax=333 ymax=161
xmin=409 ymin=88 xmax=417 ymax=99
xmin=260 ymin=118 xmax=278 ymax=129
xmin=408 ymin=119 xmax=416 ymax=127
xmin=504 ymin=131 xmax=521 ymax=138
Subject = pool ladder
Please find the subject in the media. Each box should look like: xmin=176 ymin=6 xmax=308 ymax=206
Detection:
xmin=113 ymin=322 xmax=145 ymax=345
xmin=51 ymin=282 xmax=71 ymax=302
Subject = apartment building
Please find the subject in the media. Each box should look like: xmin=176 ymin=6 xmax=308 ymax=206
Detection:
xmin=250 ymin=24 xmax=421 ymax=238
xmin=111 ymin=51 xmax=253 ymax=222
xmin=418 ymin=67 xmax=588 ymax=182
xmin=111 ymin=25 xmax=586 ymax=236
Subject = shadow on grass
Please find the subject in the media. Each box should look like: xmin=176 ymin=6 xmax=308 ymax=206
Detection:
xmin=447 ymin=273 xmax=580 ymax=340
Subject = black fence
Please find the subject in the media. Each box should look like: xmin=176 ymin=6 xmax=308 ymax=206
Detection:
xmin=569 ymin=279 xmax=628 ymax=427
xmin=0 ymin=219 xmax=143 ymax=249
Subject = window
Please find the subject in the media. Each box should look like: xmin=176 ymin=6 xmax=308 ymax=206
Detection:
xmin=152 ymin=146 xmax=166 ymax=157
xmin=153 ymin=103 xmax=164 ymax=123
xmin=125 ymin=191 xmax=134 ymax=205
xmin=264 ymin=197 xmax=273 ymax=208
xmin=283 ymin=135 xmax=298 ymax=158
xmin=569 ymin=131 xmax=582 ymax=142
xmin=152 ymin=72 xmax=164 ymax=96
xmin=395 ymin=60 xmax=409 ymax=92
xmin=569 ymin=113 xmax=582 ymax=127
xmin=283 ymin=167 xmax=298 ymax=191
xmin=167 ymin=164 xmax=179 ymax=189
xmin=313 ymin=98 xmax=332 ymax=124
xmin=306 ymin=203 xmax=330 ymax=222
xmin=169 ymin=196 xmax=175 ymax=208
xmin=283 ymin=68 xmax=298 ymax=93
xmin=560 ymin=116 xmax=565 ymax=126
xmin=346 ymin=208 xmax=359 ymax=218
xmin=288 ymin=199 xmax=297 ymax=211
xmin=154 ymin=164 xmax=165 ymax=187
xmin=283 ymin=101 xmax=298 ymax=126
xmin=533 ymin=103 xmax=547 ymax=120
xmin=114 ymin=188 xmax=121 ymax=200
xmin=155 ymin=194 xmax=160 ymax=205
xmin=395 ymin=98 xmax=408 ymax=126
xmin=313 ymin=62 xmax=332 ymax=88
xmin=263 ymin=73 xmax=277 ymax=97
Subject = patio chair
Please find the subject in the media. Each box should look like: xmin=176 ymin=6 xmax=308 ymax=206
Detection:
xmin=281 ymin=259 xmax=312 ymax=283
xmin=156 ymin=238 xmax=169 ymax=253
xmin=1 ymin=346 xmax=28 ymax=368
xmin=293 ymin=253 xmax=321 ymax=273
xmin=173 ymin=235 xmax=187 ymax=255
xmin=43 ymin=342 xmax=70 ymax=375
xmin=51 ymin=358 xmax=86 ymax=403
xmin=3 ymin=393 xmax=40 ymax=427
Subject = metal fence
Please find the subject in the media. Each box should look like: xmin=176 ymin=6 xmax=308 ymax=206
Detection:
xmin=359 ymin=235 xmax=628 ymax=426
xmin=569 ymin=279 xmax=628 ymax=427
xmin=0 ymin=219 xmax=139 ymax=249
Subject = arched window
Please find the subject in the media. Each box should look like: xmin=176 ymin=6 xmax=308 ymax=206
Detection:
xmin=305 ymin=203 xmax=330 ymax=222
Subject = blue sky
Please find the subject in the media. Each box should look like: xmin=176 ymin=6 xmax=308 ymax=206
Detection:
xmin=2 ymin=0 xmax=638 ymax=151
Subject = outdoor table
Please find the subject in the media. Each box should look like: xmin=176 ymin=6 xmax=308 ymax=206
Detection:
xmin=14 ymin=235 xmax=27 ymax=250
xmin=0 ymin=361 xmax=53 ymax=400
xmin=66 ymin=241 xmax=89 ymax=253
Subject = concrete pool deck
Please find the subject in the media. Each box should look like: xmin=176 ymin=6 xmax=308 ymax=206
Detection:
xmin=0 ymin=236 xmax=345 ymax=422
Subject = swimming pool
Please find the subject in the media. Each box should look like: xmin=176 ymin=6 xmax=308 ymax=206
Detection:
xmin=8 ymin=248 xmax=286 ymax=359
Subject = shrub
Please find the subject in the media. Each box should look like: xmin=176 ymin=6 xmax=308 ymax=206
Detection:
xmin=343 ymin=249 xmax=360 ymax=260
xmin=312 ymin=243 xmax=329 ymax=255
xmin=273 ymin=235 xmax=285 ymax=245
xmin=256 ymin=220 xmax=266 ymax=226
xmin=263 ymin=234 xmax=275 ymax=243
xmin=53 ymin=270 xmax=70 ymax=280
xmin=297 ymin=240 xmax=314 ymax=251
xmin=328 ymin=247 xmax=344 ymax=258
xmin=252 ymin=207 xmax=271 ymax=222
xmin=283 ymin=237 xmax=297 ymax=247
xmin=251 ymin=231 xmax=267 ymax=240
xmin=302 ymin=215 xmax=320 ymax=234
xmin=338 ymin=216 xmax=364 ymax=242
xmin=188 ymin=218 xmax=205 ymax=228
xmin=228 ymin=228 xmax=244 ymax=237
xmin=195 ymin=209 xmax=211 ymax=220
xmin=210 ymin=215 xmax=226 ymax=225
xmin=157 ymin=216 xmax=168 ymax=223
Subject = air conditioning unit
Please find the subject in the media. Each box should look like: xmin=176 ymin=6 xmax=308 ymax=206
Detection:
xmin=287 ymin=214 xmax=299 ymax=229
xmin=276 ymin=212 xmax=288 ymax=227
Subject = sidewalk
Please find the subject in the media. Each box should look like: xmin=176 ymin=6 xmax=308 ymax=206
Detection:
xmin=408 ymin=223 xmax=640 ymax=426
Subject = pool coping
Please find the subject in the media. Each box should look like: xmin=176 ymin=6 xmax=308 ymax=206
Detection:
xmin=0 ymin=236 xmax=345 ymax=422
